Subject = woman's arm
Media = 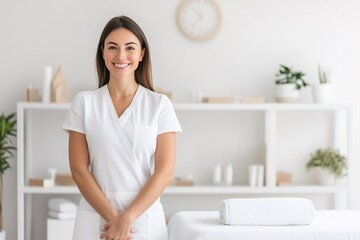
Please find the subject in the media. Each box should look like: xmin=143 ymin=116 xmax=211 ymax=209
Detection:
xmin=126 ymin=131 xmax=176 ymax=219
xmin=69 ymin=131 xmax=118 ymax=221
xmin=100 ymin=132 xmax=176 ymax=239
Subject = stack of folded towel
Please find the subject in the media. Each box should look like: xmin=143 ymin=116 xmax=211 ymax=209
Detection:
xmin=220 ymin=197 xmax=315 ymax=226
xmin=48 ymin=198 xmax=77 ymax=220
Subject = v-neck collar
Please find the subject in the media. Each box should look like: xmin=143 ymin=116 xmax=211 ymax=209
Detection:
xmin=104 ymin=84 xmax=143 ymax=126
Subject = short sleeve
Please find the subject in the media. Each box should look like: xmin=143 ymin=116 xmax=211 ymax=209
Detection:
xmin=157 ymin=96 xmax=182 ymax=135
xmin=62 ymin=92 xmax=85 ymax=134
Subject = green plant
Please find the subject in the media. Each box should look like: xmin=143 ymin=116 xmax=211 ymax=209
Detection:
xmin=0 ymin=113 xmax=16 ymax=174
xmin=275 ymin=64 xmax=309 ymax=90
xmin=318 ymin=65 xmax=331 ymax=84
xmin=0 ymin=112 xmax=16 ymax=232
xmin=306 ymin=148 xmax=347 ymax=179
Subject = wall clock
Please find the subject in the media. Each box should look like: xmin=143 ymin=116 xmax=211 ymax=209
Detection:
xmin=177 ymin=0 xmax=222 ymax=41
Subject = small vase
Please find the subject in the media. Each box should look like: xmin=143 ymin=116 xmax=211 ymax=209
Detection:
xmin=314 ymin=168 xmax=336 ymax=185
xmin=312 ymin=84 xmax=333 ymax=103
xmin=275 ymin=84 xmax=300 ymax=103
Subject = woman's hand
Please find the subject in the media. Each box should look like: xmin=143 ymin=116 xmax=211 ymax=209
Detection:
xmin=100 ymin=213 xmax=135 ymax=240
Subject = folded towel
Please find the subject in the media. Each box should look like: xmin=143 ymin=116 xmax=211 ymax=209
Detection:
xmin=220 ymin=197 xmax=315 ymax=226
xmin=48 ymin=198 xmax=77 ymax=213
xmin=48 ymin=210 xmax=77 ymax=220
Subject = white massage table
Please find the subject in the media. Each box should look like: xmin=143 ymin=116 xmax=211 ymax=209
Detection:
xmin=168 ymin=210 xmax=360 ymax=240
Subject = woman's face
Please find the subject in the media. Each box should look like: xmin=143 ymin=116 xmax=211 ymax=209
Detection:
xmin=103 ymin=28 xmax=144 ymax=81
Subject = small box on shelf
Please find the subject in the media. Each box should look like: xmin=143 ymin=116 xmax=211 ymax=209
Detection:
xmin=276 ymin=171 xmax=292 ymax=186
xmin=26 ymin=85 xmax=41 ymax=102
xmin=172 ymin=178 xmax=194 ymax=186
xmin=202 ymin=97 xmax=240 ymax=103
xmin=28 ymin=178 xmax=54 ymax=187
xmin=55 ymin=174 xmax=76 ymax=186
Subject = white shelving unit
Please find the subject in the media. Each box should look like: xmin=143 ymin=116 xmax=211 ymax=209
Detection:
xmin=17 ymin=102 xmax=352 ymax=240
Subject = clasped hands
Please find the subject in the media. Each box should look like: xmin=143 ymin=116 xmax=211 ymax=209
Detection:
xmin=100 ymin=213 xmax=135 ymax=240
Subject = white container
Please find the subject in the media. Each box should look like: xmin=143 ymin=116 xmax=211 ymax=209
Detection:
xmin=213 ymin=162 xmax=222 ymax=185
xmin=256 ymin=165 xmax=264 ymax=187
xmin=312 ymin=84 xmax=333 ymax=103
xmin=275 ymin=84 xmax=300 ymax=103
xmin=313 ymin=168 xmax=336 ymax=185
xmin=224 ymin=163 xmax=233 ymax=186
xmin=189 ymin=91 xmax=203 ymax=103
xmin=42 ymin=66 xmax=53 ymax=103
xmin=48 ymin=168 xmax=57 ymax=180
xmin=248 ymin=165 xmax=257 ymax=187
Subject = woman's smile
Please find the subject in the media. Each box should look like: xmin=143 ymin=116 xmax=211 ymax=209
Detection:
xmin=114 ymin=63 xmax=130 ymax=69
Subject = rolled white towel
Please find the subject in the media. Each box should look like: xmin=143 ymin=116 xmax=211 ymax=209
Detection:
xmin=48 ymin=210 xmax=76 ymax=220
xmin=220 ymin=197 xmax=315 ymax=226
xmin=48 ymin=198 xmax=77 ymax=213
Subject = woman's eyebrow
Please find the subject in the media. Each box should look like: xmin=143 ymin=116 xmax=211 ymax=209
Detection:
xmin=106 ymin=41 xmax=138 ymax=46
xmin=125 ymin=42 xmax=138 ymax=46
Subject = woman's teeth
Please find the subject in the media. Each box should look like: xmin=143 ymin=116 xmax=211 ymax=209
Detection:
xmin=114 ymin=63 xmax=129 ymax=68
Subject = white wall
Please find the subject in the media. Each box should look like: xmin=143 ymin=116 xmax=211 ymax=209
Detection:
xmin=1 ymin=0 xmax=359 ymax=239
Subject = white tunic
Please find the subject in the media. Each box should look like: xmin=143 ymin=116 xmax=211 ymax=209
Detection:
xmin=62 ymin=84 xmax=182 ymax=240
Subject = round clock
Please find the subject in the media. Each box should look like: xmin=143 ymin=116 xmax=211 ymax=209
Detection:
xmin=177 ymin=0 xmax=222 ymax=41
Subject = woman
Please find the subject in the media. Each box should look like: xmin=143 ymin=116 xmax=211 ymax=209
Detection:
xmin=62 ymin=16 xmax=181 ymax=240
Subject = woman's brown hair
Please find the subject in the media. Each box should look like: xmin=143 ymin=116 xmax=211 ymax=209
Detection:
xmin=96 ymin=16 xmax=154 ymax=91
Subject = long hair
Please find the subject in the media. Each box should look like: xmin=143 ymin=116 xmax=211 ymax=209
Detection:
xmin=95 ymin=16 xmax=153 ymax=91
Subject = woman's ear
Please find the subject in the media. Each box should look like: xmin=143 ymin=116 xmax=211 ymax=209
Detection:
xmin=140 ymin=48 xmax=145 ymax=62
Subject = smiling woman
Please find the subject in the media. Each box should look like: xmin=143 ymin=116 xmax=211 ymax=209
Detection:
xmin=102 ymin=28 xmax=144 ymax=84
xmin=62 ymin=16 xmax=182 ymax=240
xmin=96 ymin=16 xmax=153 ymax=91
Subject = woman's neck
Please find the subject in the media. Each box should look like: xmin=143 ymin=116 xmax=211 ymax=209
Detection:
xmin=107 ymin=77 xmax=138 ymax=98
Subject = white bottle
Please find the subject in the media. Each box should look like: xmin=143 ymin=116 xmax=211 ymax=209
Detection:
xmin=213 ymin=162 xmax=222 ymax=185
xmin=224 ymin=163 xmax=233 ymax=186
xmin=256 ymin=164 xmax=264 ymax=187
xmin=249 ymin=165 xmax=257 ymax=187
xmin=48 ymin=168 xmax=57 ymax=180
xmin=42 ymin=66 xmax=53 ymax=103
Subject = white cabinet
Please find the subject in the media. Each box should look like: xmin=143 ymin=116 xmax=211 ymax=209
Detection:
xmin=47 ymin=219 xmax=74 ymax=240
xmin=17 ymin=102 xmax=352 ymax=240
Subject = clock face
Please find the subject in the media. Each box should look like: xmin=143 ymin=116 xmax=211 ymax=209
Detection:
xmin=177 ymin=0 xmax=222 ymax=41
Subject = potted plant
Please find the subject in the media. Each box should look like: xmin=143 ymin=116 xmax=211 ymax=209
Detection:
xmin=0 ymin=113 xmax=16 ymax=240
xmin=274 ymin=64 xmax=309 ymax=102
xmin=306 ymin=148 xmax=347 ymax=185
xmin=312 ymin=65 xmax=332 ymax=103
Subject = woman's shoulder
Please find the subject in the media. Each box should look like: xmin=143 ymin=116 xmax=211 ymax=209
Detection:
xmin=141 ymin=85 xmax=171 ymax=104
xmin=72 ymin=86 xmax=105 ymax=101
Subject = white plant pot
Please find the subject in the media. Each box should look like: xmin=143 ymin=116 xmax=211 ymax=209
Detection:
xmin=0 ymin=230 xmax=6 ymax=240
xmin=275 ymin=84 xmax=300 ymax=103
xmin=314 ymin=168 xmax=336 ymax=185
xmin=312 ymin=84 xmax=333 ymax=103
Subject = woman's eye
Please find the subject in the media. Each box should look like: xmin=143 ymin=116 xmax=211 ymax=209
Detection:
xmin=127 ymin=46 xmax=135 ymax=51
xmin=108 ymin=46 xmax=117 ymax=50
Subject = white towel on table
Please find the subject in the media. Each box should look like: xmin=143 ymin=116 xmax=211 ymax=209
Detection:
xmin=48 ymin=198 xmax=77 ymax=212
xmin=48 ymin=210 xmax=76 ymax=220
xmin=220 ymin=197 xmax=315 ymax=226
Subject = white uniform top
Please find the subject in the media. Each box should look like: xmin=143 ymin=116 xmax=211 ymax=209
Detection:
xmin=62 ymin=84 xmax=181 ymax=240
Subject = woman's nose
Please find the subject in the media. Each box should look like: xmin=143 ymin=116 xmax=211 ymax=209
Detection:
xmin=116 ymin=49 xmax=125 ymax=60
